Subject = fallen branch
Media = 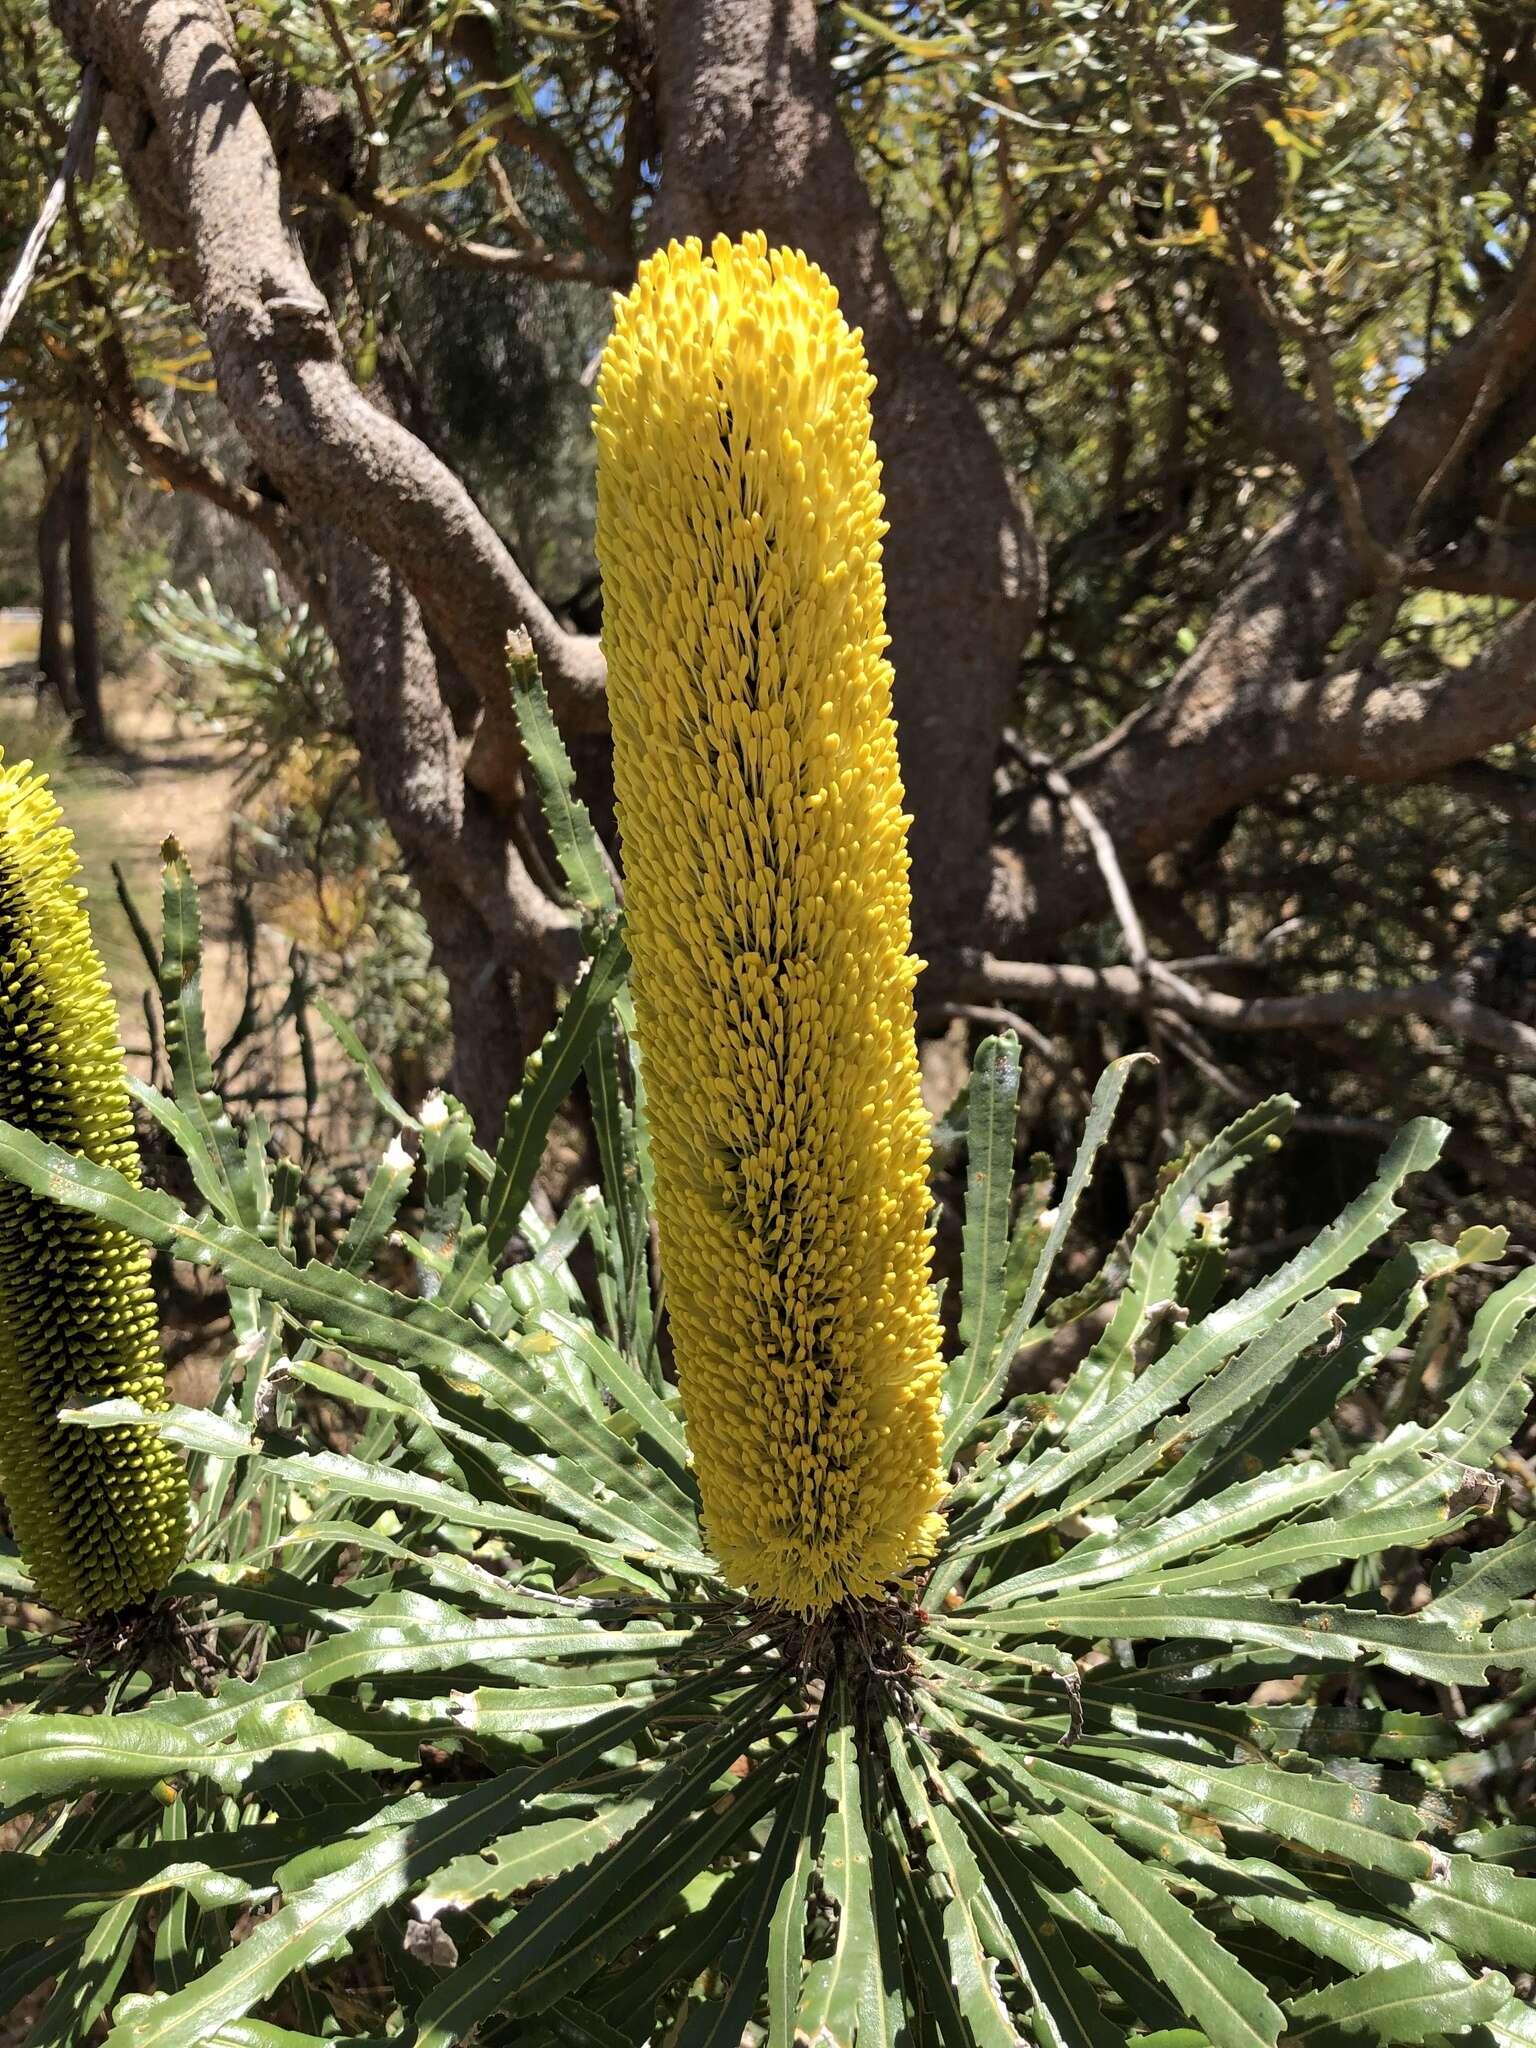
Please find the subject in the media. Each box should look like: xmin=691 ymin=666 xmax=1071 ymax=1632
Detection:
xmin=964 ymin=956 xmax=1536 ymax=1067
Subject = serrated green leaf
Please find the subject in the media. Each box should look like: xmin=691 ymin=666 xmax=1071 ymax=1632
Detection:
xmin=1424 ymin=1528 xmax=1536 ymax=1628
xmin=1025 ymin=1810 xmax=1282 ymax=2048
xmin=102 ymin=1670 xmax=752 ymax=2048
xmin=680 ymin=1710 xmax=826 ymax=2048
xmin=955 ymin=1803 xmax=1125 ymax=2048
xmin=965 ymin=1457 xmax=1351 ymax=1597
xmin=1136 ymin=1760 xmax=1438 ymax=1880
xmin=1368 ymin=1856 xmax=1536 ymax=1970
xmin=798 ymin=1695 xmax=876 ymax=2047
xmin=29 ymin=1894 xmax=140 ymax=2046
xmin=887 ymin=1725 xmax=1019 ymax=2048
xmin=158 ymin=844 xmax=260 ymax=1226
xmin=1284 ymin=1957 xmax=1508 ymax=2043
xmin=535 ymin=1309 xmax=690 ymax=1487
xmin=1041 ymin=1118 xmax=1445 ymax=1513
xmin=509 ymin=645 xmax=618 ymax=921
xmin=1053 ymin=1096 xmax=1294 ymax=1444
xmin=942 ymin=1033 xmax=1022 ymax=1460
xmin=0 ymin=1613 xmax=697 ymax=1801
xmin=943 ymin=1055 xmax=1149 ymax=1475
xmin=941 ymin=1590 xmax=1492 ymax=1685
xmin=478 ymin=926 xmax=629 ymax=1266
xmin=411 ymin=1804 xmax=654 ymax=1918
xmin=413 ymin=1692 xmax=794 ymax=2044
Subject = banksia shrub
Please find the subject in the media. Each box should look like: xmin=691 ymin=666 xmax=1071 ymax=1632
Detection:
xmin=595 ymin=232 xmax=945 ymax=1613
xmin=0 ymin=759 xmax=186 ymax=1617
xmin=1 ymin=769 xmax=1532 ymax=2046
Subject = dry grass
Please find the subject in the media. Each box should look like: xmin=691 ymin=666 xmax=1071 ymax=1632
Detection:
xmin=0 ymin=612 xmax=40 ymax=669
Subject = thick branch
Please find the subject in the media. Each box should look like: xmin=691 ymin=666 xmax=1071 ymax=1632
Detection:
xmin=999 ymin=212 xmax=1536 ymax=951
xmin=1207 ymin=0 xmax=1327 ymax=471
xmin=308 ymin=528 xmax=581 ymax=986
xmin=1000 ymin=591 xmax=1536 ymax=947
xmin=1433 ymin=760 xmax=1536 ymax=831
xmin=307 ymin=531 xmax=569 ymax=1131
xmin=1297 ymin=604 xmax=1536 ymax=783
xmin=1409 ymin=529 xmax=1536 ymax=602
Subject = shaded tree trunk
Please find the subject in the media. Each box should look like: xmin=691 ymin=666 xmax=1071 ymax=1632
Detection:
xmin=305 ymin=526 xmax=565 ymax=1135
xmin=36 ymin=466 xmax=73 ymax=717
xmin=63 ymin=424 xmax=106 ymax=751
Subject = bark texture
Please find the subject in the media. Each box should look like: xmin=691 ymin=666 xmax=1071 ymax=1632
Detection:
xmin=307 ymin=533 xmax=545 ymax=1131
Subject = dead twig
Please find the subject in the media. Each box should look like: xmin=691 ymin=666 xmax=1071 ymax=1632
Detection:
xmin=0 ymin=64 xmax=103 ymax=349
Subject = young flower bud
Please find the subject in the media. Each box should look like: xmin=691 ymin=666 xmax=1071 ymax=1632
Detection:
xmin=0 ymin=760 xmax=187 ymax=1617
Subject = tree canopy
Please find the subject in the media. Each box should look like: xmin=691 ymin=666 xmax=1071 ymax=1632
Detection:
xmin=4 ymin=0 xmax=1536 ymax=1223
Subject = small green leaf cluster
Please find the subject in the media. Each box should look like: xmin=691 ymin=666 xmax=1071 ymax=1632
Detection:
xmin=0 ymin=672 xmax=1531 ymax=2044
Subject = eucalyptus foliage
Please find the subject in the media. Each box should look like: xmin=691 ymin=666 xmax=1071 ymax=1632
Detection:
xmin=0 ymin=678 xmax=1533 ymax=2043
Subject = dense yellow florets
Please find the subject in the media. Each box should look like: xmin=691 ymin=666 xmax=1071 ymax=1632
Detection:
xmin=594 ymin=233 xmax=946 ymax=1615
xmin=0 ymin=759 xmax=187 ymax=1618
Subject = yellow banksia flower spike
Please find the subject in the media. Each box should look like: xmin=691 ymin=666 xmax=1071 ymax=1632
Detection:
xmin=0 ymin=758 xmax=187 ymax=1618
xmin=595 ymin=232 xmax=946 ymax=1616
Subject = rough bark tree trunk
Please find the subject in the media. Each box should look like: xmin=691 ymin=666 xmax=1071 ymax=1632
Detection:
xmin=303 ymin=526 xmax=563 ymax=1134
xmin=650 ymin=0 xmax=1043 ymax=967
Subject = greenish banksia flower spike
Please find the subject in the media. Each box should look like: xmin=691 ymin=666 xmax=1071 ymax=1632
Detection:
xmin=594 ymin=233 xmax=946 ymax=1617
xmin=0 ymin=758 xmax=187 ymax=1618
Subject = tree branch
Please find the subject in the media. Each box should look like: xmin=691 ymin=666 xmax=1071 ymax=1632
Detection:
xmin=445 ymin=12 xmax=635 ymax=270
xmin=305 ymin=174 xmax=629 ymax=285
xmin=1432 ymin=759 xmax=1536 ymax=830
xmin=1408 ymin=528 xmax=1536 ymax=602
xmin=996 ymin=201 xmax=1536 ymax=955
xmin=90 ymin=331 xmax=287 ymax=545
xmin=1299 ymin=602 xmax=1536 ymax=783
xmin=54 ymin=0 xmax=607 ymax=763
xmin=998 ymin=583 xmax=1536 ymax=950
xmin=1202 ymin=0 xmax=1328 ymax=471
xmin=960 ymin=956 xmax=1536 ymax=1068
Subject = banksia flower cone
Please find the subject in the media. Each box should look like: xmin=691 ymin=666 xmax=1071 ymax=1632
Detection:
xmin=595 ymin=233 xmax=945 ymax=1615
xmin=0 ymin=760 xmax=186 ymax=1617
